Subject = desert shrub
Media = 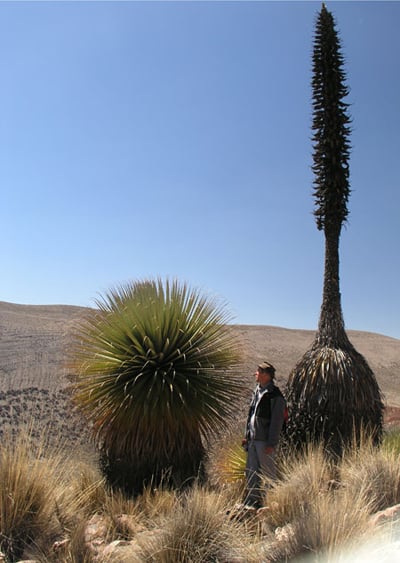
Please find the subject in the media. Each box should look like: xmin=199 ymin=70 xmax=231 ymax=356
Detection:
xmin=71 ymin=278 xmax=245 ymax=494
xmin=135 ymin=486 xmax=265 ymax=562
xmin=53 ymin=464 xmax=145 ymax=560
xmin=339 ymin=442 xmax=400 ymax=513
xmin=0 ymin=431 xmax=64 ymax=561
xmin=130 ymin=485 xmax=178 ymax=526
xmin=50 ymin=473 xmax=180 ymax=562
xmin=264 ymin=443 xmax=336 ymax=528
xmin=57 ymin=460 xmax=109 ymax=521
xmin=258 ymin=436 xmax=400 ymax=561
xmin=269 ymin=488 xmax=371 ymax=562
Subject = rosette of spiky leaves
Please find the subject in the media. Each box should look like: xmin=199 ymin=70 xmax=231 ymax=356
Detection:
xmin=71 ymin=278 xmax=245 ymax=493
xmin=215 ymin=442 xmax=246 ymax=485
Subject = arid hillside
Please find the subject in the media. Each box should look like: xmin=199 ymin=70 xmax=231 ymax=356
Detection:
xmin=235 ymin=324 xmax=400 ymax=407
xmin=0 ymin=300 xmax=399 ymax=451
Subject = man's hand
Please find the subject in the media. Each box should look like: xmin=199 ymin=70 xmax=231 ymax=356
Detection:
xmin=265 ymin=446 xmax=275 ymax=455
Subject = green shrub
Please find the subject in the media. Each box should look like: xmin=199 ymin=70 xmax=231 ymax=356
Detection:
xmin=382 ymin=428 xmax=400 ymax=455
xmin=71 ymin=278 xmax=244 ymax=494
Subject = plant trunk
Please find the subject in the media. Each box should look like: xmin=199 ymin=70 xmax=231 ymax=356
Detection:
xmin=314 ymin=227 xmax=350 ymax=349
xmin=285 ymin=4 xmax=384 ymax=455
xmin=285 ymin=226 xmax=384 ymax=455
xmin=100 ymin=429 xmax=206 ymax=496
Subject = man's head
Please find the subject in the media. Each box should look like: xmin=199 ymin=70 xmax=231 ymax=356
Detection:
xmin=255 ymin=361 xmax=276 ymax=386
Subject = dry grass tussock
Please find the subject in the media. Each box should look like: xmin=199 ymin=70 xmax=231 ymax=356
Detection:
xmin=260 ymin=434 xmax=400 ymax=562
xmin=0 ymin=429 xmax=67 ymax=561
xmin=265 ymin=443 xmax=336 ymax=529
xmin=1 ymin=426 xmax=400 ymax=562
xmin=135 ymin=486 xmax=266 ymax=562
xmin=267 ymin=485 xmax=373 ymax=562
xmin=339 ymin=437 xmax=400 ymax=513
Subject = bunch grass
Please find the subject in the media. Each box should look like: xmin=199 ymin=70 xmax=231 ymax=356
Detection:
xmin=135 ymin=486 xmax=265 ymax=562
xmin=340 ymin=439 xmax=400 ymax=513
xmin=0 ymin=429 xmax=65 ymax=561
xmin=0 ymin=397 xmax=399 ymax=562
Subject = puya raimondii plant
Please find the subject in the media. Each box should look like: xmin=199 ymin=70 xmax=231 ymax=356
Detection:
xmin=71 ymin=278 xmax=245 ymax=494
xmin=285 ymin=4 xmax=383 ymax=455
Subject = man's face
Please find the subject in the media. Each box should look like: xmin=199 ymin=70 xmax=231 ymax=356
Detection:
xmin=255 ymin=369 xmax=272 ymax=386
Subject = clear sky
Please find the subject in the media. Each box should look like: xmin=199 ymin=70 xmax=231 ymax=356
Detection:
xmin=1 ymin=1 xmax=399 ymax=339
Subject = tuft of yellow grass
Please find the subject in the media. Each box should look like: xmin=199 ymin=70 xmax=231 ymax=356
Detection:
xmin=0 ymin=429 xmax=65 ymax=561
xmin=340 ymin=440 xmax=400 ymax=513
xmin=135 ymin=486 xmax=265 ymax=562
xmin=269 ymin=488 xmax=372 ymax=562
xmin=2 ymin=416 xmax=400 ymax=562
xmin=56 ymin=459 xmax=109 ymax=524
xmin=264 ymin=443 xmax=336 ymax=528
xmin=256 ymin=443 xmax=377 ymax=562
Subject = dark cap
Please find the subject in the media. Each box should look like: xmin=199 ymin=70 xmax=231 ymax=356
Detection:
xmin=258 ymin=362 xmax=276 ymax=377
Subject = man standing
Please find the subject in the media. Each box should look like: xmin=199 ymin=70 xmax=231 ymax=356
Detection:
xmin=242 ymin=361 xmax=286 ymax=508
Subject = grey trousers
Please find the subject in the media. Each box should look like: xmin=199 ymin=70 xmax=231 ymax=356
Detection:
xmin=244 ymin=440 xmax=276 ymax=507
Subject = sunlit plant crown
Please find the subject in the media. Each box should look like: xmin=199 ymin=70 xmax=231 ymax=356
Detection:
xmin=72 ymin=279 xmax=244 ymax=460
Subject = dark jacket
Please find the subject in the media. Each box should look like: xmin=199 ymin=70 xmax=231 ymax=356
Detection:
xmin=245 ymin=382 xmax=286 ymax=447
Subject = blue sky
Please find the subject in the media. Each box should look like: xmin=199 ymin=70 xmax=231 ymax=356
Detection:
xmin=1 ymin=1 xmax=399 ymax=339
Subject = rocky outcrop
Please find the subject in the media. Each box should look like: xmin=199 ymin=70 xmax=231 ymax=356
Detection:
xmin=369 ymin=503 xmax=400 ymax=528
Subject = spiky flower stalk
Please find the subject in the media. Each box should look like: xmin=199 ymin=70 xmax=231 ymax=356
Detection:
xmin=285 ymin=4 xmax=383 ymax=454
xmin=71 ymin=278 xmax=244 ymax=493
xmin=311 ymin=2 xmax=351 ymax=349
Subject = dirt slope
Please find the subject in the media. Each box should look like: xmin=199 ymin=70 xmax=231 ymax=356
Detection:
xmin=0 ymin=301 xmax=399 ymax=451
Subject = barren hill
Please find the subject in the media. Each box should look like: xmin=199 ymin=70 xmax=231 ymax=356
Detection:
xmin=1 ymin=301 xmax=399 ymax=403
xmin=0 ymin=301 xmax=399 ymax=450
xmin=235 ymin=324 xmax=400 ymax=408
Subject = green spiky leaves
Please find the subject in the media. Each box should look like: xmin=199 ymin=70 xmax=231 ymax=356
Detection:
xmin=71 ymin=279 xmax=244 ymax=491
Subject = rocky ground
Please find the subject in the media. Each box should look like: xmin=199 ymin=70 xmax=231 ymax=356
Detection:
xmin=0 ymin=386 xmax=91 ymax=452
